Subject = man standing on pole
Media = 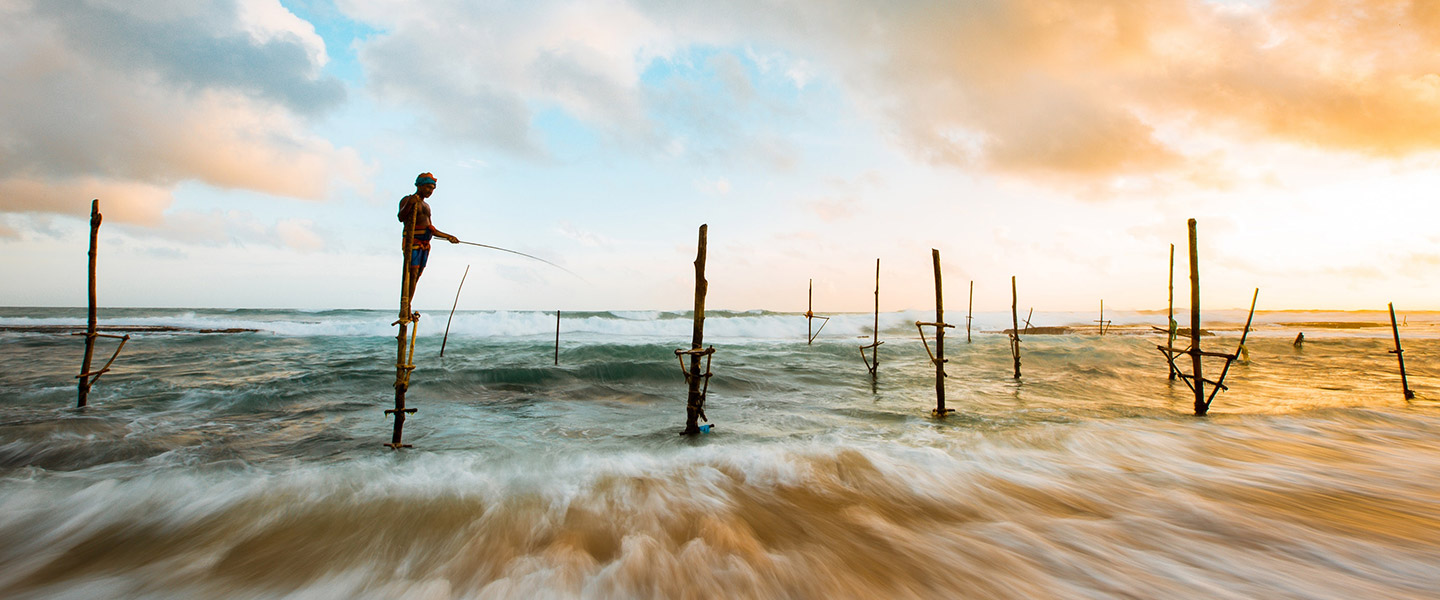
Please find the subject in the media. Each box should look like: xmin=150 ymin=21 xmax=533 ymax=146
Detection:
xmin=398 ymin=172 xmax=459 ymax=302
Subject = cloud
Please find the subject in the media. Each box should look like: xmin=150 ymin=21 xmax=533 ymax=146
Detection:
xmin=0 ymin=0 xmax=360 ymax=222
xmin=345 ymin=0 xmax=1440 ymax=186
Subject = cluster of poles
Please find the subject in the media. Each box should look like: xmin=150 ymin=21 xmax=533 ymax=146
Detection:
xmin=61 ymin=202 xmax=1424 ymax=447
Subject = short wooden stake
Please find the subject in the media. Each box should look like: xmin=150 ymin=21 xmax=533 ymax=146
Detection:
xmin=859 ymin=259 xmax=882 ymax=376
xmin=678 ymin=225 xmax=715 ymax=435
xmin=911 ymin=250 xmax=954 ymax=416
xmin=1389 ymin=303 xmax=1415 ymax=400
xmin=1010 ymin=276 xmax=1022 ymax=379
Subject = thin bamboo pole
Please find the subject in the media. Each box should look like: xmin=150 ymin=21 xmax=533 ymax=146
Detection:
xmin=682 ymin=225 xmax=712 ymax=434
xmin=807 ymin=279 xmax=813 ymax=345
xmin=77 ymin=200 xmax=101 ymax=408
xmin=1010 ymin=276 xmax=1022 ymax=379
xmin=1168 ymin=244 xmax=1177 ymax=379
xmin=1189 ymin=219 xmax=1205 ymax=415
xmin=439 ymin=265 xmax=469 ymax=357
xmin=555 ymin=310 xmax=561 ymax=366
xmin=1204 ymin=288 xmax=1258 ymax=408
xmin=1390 ymin=303 xmax=1415 ymax=400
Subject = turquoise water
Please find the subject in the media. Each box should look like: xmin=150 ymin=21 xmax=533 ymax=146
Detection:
xmin=1 ymin=308 xmax=1437 ymax=598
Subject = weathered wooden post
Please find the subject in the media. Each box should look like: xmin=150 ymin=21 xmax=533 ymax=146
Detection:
xmin=387 ymin=200 xmax=423 ymax=448
xmin=1095 ymin=300 xmax=1111 ymax=335
xmin=73 ymin=200 xmax=129 ymax=409
xmin=859 ymin=259 xmax=882 ymax=376
xmin=966 ymin=280 xmax=974 ymax=343
xmin=1188 ymin=219 xmax=1205 ymax=415
xmin=1389 ymin=303 xmax=1415 ymax=400
xmin=439 ymin=265 xmax=469 ymax=358
xmin=677 ymin=225 xmax=715 ymax=434
xmin=77 ymin=200 xmax=101 ymax=408
xmin=555 ymin=310 xmax=561 ymax=366
xmin=1010 ymin=276 xmax=1022 ymax=379
xmin=913 ymin=250 xmax=954 ymax=416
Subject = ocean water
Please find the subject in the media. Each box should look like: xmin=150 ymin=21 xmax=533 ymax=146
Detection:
xmin=0 ymin=307 xmax=1437 ymax=599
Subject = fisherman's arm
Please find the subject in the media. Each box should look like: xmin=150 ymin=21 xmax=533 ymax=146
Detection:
xmin=429 ymin=225 xmax=459 ymax=243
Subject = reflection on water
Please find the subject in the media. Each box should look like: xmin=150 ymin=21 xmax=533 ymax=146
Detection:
xmin=0 ymin=309 xmax=1437 ymax=598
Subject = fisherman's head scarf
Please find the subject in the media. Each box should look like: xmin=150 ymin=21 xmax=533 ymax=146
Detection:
xmin=415 ymin=173 xmax=437 ymax=187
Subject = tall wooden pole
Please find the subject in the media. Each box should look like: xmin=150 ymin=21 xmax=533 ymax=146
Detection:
xmin=871 ymin=259 xmax=880 ymax=372
xmin=1189 ymin=219 xmax=1205 ymax=415
xmin=683 ymin=225 xmax=710 ymax=434
xmin=931 ymin=250 xmax=948 ymax=415
xmin=388 ymin=200 xmax=422 ymax=448
xmin=77 ymin=200 xmax=102 ymax=408
xmin=1099 ymin=299 xmax=1105 ymax=335
xmin=1389 ymin=303 xmax=1415 ymax=400
xmin=1010 ymin=276 xmax=1021 ymax=379
xmin=807 ymin=279 xmax=813 ymax=345
xmin=966 ymin=280 xmax=973 ymax=343
xmin=1168 ymin=244 xmax=1177 ymax=380
xmin=555 ymin=310 xmax=561 ymax=366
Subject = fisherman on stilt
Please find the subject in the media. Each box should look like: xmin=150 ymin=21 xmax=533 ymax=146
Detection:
xmin=398 ymin=172 xmax=459 ymax=302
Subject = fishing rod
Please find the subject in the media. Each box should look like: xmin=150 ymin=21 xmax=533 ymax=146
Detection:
xmin=454 ymin=239 xmax=584 ymax=280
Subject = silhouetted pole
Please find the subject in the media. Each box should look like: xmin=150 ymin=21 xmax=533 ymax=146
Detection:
xmin=1010 ymin=276 xmax=1022 ymax=379
xmin=77 ymin=200 xmax=101 ymax=408
xmin=679 ymin=224 xmax=715 ymax=434
xmin=439 ymin=265 xmax=469 ymax=358
xmin=808 ymin=279 xmax=813 ymax=345
xmin=1188 ymin=219 xmax=1205 ymax=415
xmin=1168 ymin=244 xmax=1177 ymax=379
xmin=966 ymin=280 xmax=974 ymax=343
xmin=1389 ymin=303 xmax=1415 ymax=400
xmin=859 ymin=259 xmax=882 ymax=376
xmin=555 ymin=310 xmax=561 ymax=366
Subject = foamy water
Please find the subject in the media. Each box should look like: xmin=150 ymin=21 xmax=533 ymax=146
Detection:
xmin=1 ymin=308 xmax=1437 ymax=599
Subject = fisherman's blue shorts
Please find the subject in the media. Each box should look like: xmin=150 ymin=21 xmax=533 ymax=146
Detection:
xmin=410 ymin=248 xmax=429 ymax=269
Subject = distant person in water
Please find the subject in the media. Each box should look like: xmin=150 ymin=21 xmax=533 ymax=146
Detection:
xmin=398 ymin=172 xmax=458 ymax=302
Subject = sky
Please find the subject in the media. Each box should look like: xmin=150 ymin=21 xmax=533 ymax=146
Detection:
xmin=2 ymin=0 xmax=1439 ymax=312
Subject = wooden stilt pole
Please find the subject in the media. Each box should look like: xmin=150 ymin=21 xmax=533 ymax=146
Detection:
xmin=439 ymin=265 xmax=469 ymax=358
xmin=387 ymin=200 xmax=422 ymax=448
xmin=555 ymin=310 xmax=561 ymax=366
xmin=1390 ymin=303 xmax=1416 ymax=400
xmin=1168 ymin=244 xmax=1177 ymax=379
xmin=1189 ymin=219 xmax=1205 ymax=415
xmin=1096 ymin=299 xmax=1110 ymax=335
xmin=860 ymin=259 xmax=882 ymax=376
xmin=77 ymin=200 xmax=101 ymax=408
xmin=805 ymin=278 xmax=829 ymax=344
xmin=679 ymin=225 xmax=715 ymax=435
xmin=914 ymin=251 xmax=955 ymax=414
xmin=1010 ymin=276 xmax=1022 ymax=379
xmin=966 ymin=280 xmax=973 ymax=344
xmin=1023 ymin=307 xmax=1034 ymax=334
